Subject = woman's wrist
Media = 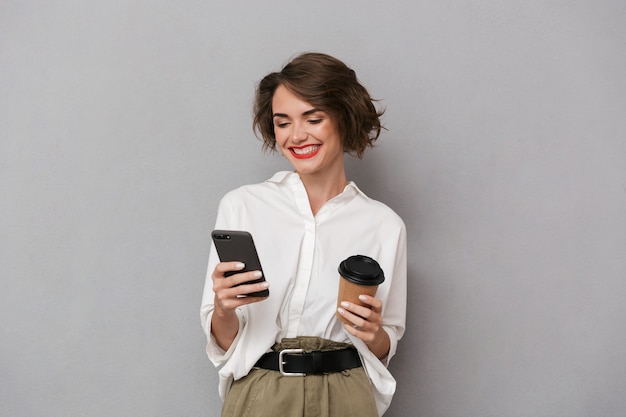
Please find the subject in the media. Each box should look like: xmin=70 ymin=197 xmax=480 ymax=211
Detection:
xmin=366 ymin=327 xmax=390 ymax=360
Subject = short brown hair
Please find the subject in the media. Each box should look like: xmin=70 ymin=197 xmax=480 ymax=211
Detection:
xmin=253 ymin=52 xmax=384 ymax=158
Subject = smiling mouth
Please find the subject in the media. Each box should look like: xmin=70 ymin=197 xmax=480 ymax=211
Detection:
xmin=290 ymin=145 xmax=321 ymax=159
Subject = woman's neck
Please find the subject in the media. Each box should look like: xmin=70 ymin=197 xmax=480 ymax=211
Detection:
xmin=299 ymin=168 xmax=348 ymax=216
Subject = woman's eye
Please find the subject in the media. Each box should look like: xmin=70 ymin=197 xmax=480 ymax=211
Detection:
xmin=308 ymin=119 xmax=322 ymax=125
xmin=275 ymin=122 xmax=289 ymax=128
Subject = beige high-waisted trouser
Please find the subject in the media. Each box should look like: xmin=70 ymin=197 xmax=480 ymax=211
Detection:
xmin=221 ymin=336 xmax=379 ymax=417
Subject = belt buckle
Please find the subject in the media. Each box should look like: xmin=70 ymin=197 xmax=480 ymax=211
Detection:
xmin=278 ymin=348 xmax=305 ymax=377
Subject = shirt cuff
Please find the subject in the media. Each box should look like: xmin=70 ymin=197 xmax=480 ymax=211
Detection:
xmin=205 ymin=308 xmax=247 ymax=367
xmin=379 ymin=325 xmax=398 ymax=367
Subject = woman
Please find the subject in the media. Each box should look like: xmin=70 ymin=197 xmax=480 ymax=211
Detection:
xmin=201 ymin=52 xmax=407 ymax=417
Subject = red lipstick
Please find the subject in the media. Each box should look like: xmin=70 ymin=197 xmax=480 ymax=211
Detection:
xmin=290 ymin=144 xmax=321 ymax=160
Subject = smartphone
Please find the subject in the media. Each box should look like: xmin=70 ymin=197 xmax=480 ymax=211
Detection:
xmin=211 ymin=230 xmax=269 ymax=297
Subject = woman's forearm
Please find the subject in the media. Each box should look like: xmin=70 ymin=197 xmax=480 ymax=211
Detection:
xmin=211 ymin=308 xmax=239 ymax=352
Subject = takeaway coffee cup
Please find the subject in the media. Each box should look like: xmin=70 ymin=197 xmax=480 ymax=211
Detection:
xmin=336 ymin=255 xmax=385 ymax=325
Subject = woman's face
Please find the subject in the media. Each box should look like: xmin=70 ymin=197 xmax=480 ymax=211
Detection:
xmin=271 ymin=85 xmax=344 ymax=178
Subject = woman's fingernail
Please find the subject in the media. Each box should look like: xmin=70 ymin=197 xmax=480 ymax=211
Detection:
xmin=235 ymin=262 xmax=245 ymax=269
xmin=340 ymin=301 xmax=349 ymax=308
xmin=337 ymin=307 xmax=345 ymax=315
xmin=358 ymin=295 xmax=367 ymax=301
xmin=260 ymin=282 xmax=269 ymax=288
xmin=252 ymin=271 xmax=263 ymax=278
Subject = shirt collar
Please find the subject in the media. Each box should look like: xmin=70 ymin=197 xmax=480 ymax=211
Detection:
xmin=266 ymin=171 xmax=300 ymax=184
xmin=266 ymin=171 xmax=367 ymax=200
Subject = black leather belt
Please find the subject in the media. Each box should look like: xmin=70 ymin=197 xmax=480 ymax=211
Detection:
xmin=254 ymin=348 xmax=362 ymax=376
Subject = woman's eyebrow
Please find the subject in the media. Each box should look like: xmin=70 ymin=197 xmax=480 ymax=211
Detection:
xmin=272 ymin=108 xmax=321 ymax=118
xmin=302 ymin=108 xmax=321 ymax=116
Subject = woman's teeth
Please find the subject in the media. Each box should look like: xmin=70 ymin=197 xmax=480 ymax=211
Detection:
xmin=292 ymin=145 xmax=320 ymax=155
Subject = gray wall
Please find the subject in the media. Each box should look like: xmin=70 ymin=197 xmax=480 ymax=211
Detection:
xmin=2 ymin=1 xmax=625 ymax=416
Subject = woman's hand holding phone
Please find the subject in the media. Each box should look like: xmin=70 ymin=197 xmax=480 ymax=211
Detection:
xmin=212 ymin=261 xmax=270 ymax=312
xmin=211 ymin=230 xmax=269 ymax=297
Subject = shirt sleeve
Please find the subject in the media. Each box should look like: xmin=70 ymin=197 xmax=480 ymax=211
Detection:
xmin=380 ymin=217 xmax=408 ymax=365
xmin=200 ymin=195 xmax=248 ymax=366
xmin=202 ymin=308 xmax=248 ymax=366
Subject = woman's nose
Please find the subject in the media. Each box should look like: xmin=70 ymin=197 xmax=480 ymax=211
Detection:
xmin=291 ymin=122 xmax=308 ymax=142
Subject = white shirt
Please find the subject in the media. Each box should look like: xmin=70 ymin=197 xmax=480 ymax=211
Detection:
xmin=200 ymin=171 xmax=407 ymax=416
